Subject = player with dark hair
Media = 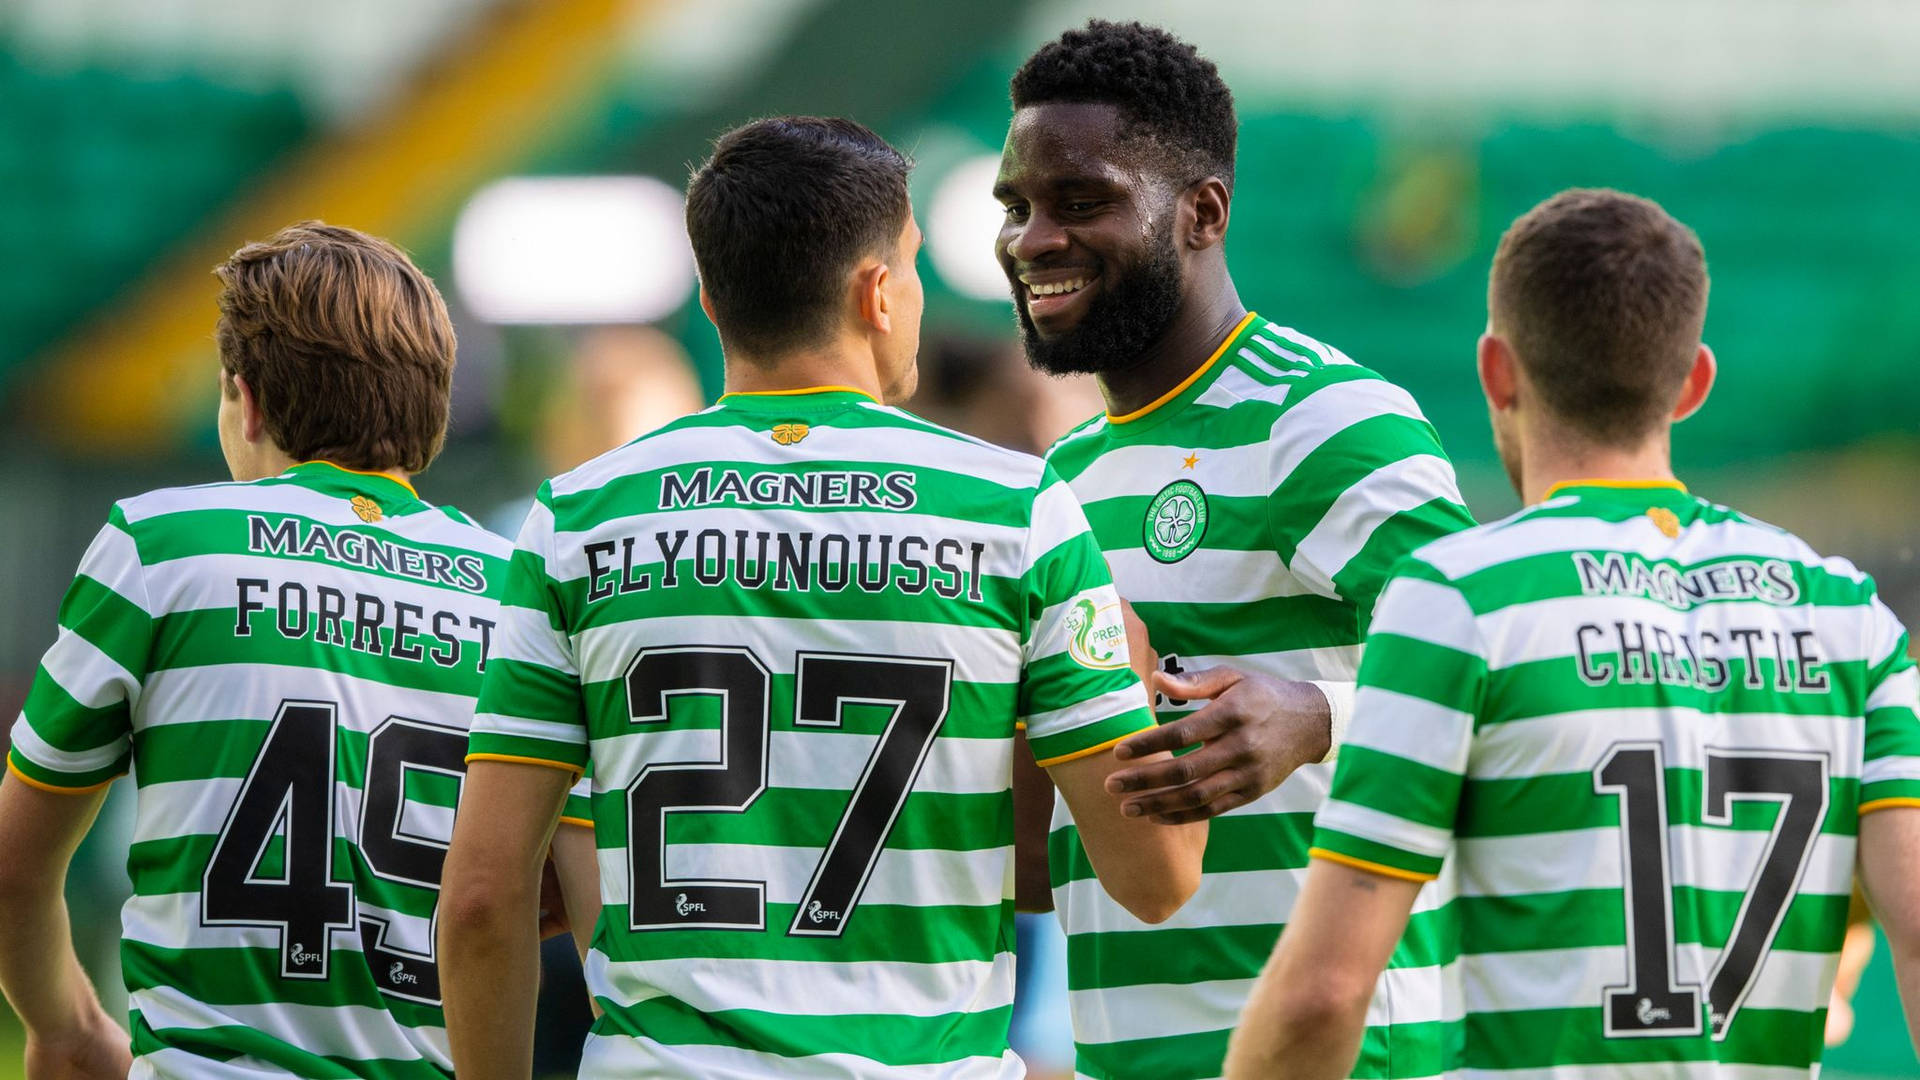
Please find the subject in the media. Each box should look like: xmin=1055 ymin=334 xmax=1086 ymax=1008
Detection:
xmin=1227 ymin=189 xmax=1920 ymax=1078
xmin=996 ymin=20 xmax=1476 ymax=1080
xmin=0 ymin=223 xmax=594 ymax=1079
xmin=437 ymin=115 xmax=1206 ymax=1080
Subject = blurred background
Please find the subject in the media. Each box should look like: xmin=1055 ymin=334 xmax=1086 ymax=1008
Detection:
xmin=1 ymin=0 xmax=1917 ymax=1076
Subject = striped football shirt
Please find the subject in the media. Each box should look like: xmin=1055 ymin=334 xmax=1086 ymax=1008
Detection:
xmin=1044 ymin=312 xmax=1476 ymax=1080
xmin=5 ymin=461 xmax=524 ymax=1079
xmin=1315 ymin=479 xmax=1920 ymax=1078
xmin=466 ymin=386 xmax=1156 ymax=1079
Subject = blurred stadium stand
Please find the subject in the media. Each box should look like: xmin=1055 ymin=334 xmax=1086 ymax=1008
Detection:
xmin=1 ymin=0 xmax=1917 ymax=1075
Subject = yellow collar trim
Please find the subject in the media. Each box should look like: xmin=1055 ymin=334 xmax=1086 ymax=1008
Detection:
xmin=1107 ymin=312 xmax=1258 ymax=425
xmin=296 ymin=460 xmax=418 ymax=497
xmin=1543 ymin=477 xmax=1687 ymax=499
xmin=720 ymin=384 xmax=878 ymax=403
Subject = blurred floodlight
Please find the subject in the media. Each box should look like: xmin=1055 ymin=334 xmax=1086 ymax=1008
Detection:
xmin=453 ymin=175 xmax=694 ymax=324
xmin=927 ymin=155 xmax=1012 ymax=304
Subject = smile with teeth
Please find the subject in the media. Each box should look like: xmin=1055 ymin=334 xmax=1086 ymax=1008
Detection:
xmin=1027 ymin=277 xmax=1091 ymax=298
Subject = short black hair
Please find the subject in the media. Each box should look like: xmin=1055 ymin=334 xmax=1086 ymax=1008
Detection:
xmin=1011 ymin=20 xmax=1237 ymax=191
xmin=1490 ymin=189 xmax=1709 ymax=444
xmin=686 ymin=116 xmax=912 ymax=359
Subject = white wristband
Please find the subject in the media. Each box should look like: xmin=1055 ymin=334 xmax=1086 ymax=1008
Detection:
xmin=1306 ymin=679 xmax=1355 ymax=763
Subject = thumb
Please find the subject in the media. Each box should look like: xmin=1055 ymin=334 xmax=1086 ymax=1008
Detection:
xmin=1153 ymin=665 xmax=1243 ymax=700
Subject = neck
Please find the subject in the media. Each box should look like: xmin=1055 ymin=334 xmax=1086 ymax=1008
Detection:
xmin=1518 ymin=424 xmax=1677 ymax=505
xmin=723 ymin=340 xmax=884 ymax=402
xmin=1095 ymin=265 xmax=1247 ymax=418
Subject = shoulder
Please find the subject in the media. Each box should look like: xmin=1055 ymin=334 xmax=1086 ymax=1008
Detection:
xmin=851 ymin=402 xmax=1050 ymax=490
xmin=113 ymin=477 xmax=282 ymax=528
xmin=1042 ymin=412 xmax=1110 ymax=469
xmin=1210 ymin=318 xmax=1435 ymax=438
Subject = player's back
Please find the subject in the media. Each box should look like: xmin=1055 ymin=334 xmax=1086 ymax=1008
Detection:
xmin=1405 ymin=481 xmax=1917 ymax=1075
xmin=8 ymin=463 xmax=510 ymax=1078
xmin=474 ymin=388 xmax=1148 ymax=1079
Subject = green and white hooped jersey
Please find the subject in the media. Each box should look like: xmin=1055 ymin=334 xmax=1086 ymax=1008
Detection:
xmin=1317 ymin=481 xmax=1920 ymax=1078
xmin=467 ymin=387 xmax=1155 ymax=1080
xmin=1044 ymin=313 xmax=1476 ymax=1080
xmin=5 ymin=462 xmax=522 ymax=1079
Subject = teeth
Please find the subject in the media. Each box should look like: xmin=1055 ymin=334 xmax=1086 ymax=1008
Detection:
xmin=1028 ymin=278 xmax=1090 ymax=297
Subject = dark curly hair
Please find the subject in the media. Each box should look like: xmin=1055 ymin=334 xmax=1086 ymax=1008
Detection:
xmin=1010 ymin=20 xmax=1237 ymax=192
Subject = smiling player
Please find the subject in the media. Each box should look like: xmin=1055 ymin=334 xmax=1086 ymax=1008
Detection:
xmin=994 ymin=21 xmax=1477 ymax=1080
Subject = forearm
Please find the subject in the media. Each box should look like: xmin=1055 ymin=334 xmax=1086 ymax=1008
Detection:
xmin=1224 ymin=960 xmax=1369 ymax=1080
xmin=0 ymin=879 xmax=110 ymax=1039
xmin=439 ymin=877 xmax=545 ymax=1079
xmin=1011 ymin=730 xmax=1056 ymax=913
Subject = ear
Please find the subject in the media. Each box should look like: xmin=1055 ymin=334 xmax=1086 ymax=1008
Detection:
xmin=1670 ymin=343 xmax=1715 ymax=422
xmin=233 ymin=373 xmax=269 ymax=444
xmin=854 ymin=260 xmax=892 ymax=336
xmin=1478 ymin=331 xmax=1520 ymax=412
xmin=697 ymin=284 xmax=718 ymax=328
xmin=1185 ymin=177 xmax=1231 ymax=250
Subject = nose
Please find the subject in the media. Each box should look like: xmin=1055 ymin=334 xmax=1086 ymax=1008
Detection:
xmin=1003 ymin=208 xmax=1069 ymax=266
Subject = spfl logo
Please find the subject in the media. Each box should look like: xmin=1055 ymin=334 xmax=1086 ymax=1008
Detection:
xmin=1636 ymin=998 xmax=1671 ymax=1025
xmin=805 ymin=900 xmax=840 ymax=925
xmin=1063 ymin=597 xmax=1127 ymax=671
xmin=289 ymin=942 xmax=323 ymax=967
xmin=674 ymin=892 xmax=706 ymax=917
xmin=389 ymin=961 xmax=417 ymax=986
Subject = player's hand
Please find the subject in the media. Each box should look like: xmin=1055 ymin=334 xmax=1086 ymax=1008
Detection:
xmin=537 ymin=853 xmax=571 ymax=940
xmin=1118 ymin=597 xmax=1158 ymax=710
xmin=1105 ymin=666 xmax=1331 ymax=824
xmin=24 ymin=1008 xmax=131 ymax=1080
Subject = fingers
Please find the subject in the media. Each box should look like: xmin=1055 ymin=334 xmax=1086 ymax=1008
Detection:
xmin=1114 ymin=701 xmax=1237 ymax=760
xmin=1108 ymin=735 xmax=1240 ymax=793
xmin=1146 ymin=788 xmax=1252 ymax=825
xmin=1118 ymin=768 xmax=1248 ymax=819
xmin=1153 ymin=665 xmax=1244 ymax=702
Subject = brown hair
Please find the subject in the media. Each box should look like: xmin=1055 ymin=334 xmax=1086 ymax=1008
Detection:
xmin=1488 ymin=189 xmax=1708 ymax=444
xmin=215 ymin=221 xmax=456 ymax=473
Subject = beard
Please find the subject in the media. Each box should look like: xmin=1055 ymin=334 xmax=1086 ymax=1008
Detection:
xmin=1016 ymin=222 xmax=1185 ymax=377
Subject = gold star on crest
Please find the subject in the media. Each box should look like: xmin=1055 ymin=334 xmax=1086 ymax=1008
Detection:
xmin=350 ymin=495 xmax=383 ymax=523
xmin=1647 ymin=506 xmax=1680 ymax=538
xmin=1181 ymin=452 xmax=1199 ymax=470
xmin=771 ymin=423 xmax=810 ymax=446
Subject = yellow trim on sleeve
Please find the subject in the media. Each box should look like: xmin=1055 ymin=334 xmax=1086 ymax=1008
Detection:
xmin=1013 ymin=720 xmax=1027 ymax=731
xmin=1032 ymin=723 xmax=1157 ymax=769
xmin=1859 ymin=797 xmax=1920 ymax=816
xmin=557 ymin=815 xmax=595 ymax=828
xmin=465 ymin=752 xmax=584 ymax=779
xmin=1308 ymin=846 xmax=1438 ymax=883
xmin=1543 ymin=478 xmax=1687 ymax=499
xmin=1106 ymin=311 xmax=1257 ymax=424
xmin=719 ymin=385 xmax=879 ymax=403
xmin=5 ymin=758 xmax=122 ymax=795
xmin=296 ymin=460 xmax=419 ymax=497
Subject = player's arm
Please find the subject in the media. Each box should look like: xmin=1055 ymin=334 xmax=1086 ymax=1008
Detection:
xmin=1010 ymin=729 xmax=1056 ymax=913
xmin=1224 ymin=859 xmax=1422 ymax=1080
xmin=440 ymin=760 xmax=575 ymax=1078
xmin=1854 ymin=595 xmax=1920 ymax=1048
xmin=0 ymin=508 xmax=150 ymax=1078
xmin=1109 ymin=376 xmax=1473 ymax=822
xmin=551 ymin=776 xmax=601 ymax=961
xmin=1229 ymin=561 xmax=1482 ymax=1077
xmin=441 ymin=486 xmax=595 ymax=1076
xmin=0 ymin=779 xmax=130 ymax=1080
xmin=1020 ymin=470 xmax=1205 ymax=923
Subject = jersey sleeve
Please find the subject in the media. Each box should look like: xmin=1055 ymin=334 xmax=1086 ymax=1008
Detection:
xmin=1312 ymin=556 xmax=1485 ymax=880
xmin=1018 ymin=465 xmax=1156 ymax=768
xmin=1858 ymin=591 xmax=1920 ymax=813
xmin=559 ymin=766 xmax=594 ymax=827
xmin=1268 ymin=373 xmax=1476 ymax=633
xmin=468 ymin=485 xmax=589 ymax=776
xmin=6 ymin=505 xmax=150 ymax=792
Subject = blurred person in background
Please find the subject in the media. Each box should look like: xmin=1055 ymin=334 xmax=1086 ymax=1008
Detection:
xmin=1226 ymin=189 xmax=1920 ymax=1079
xmin=995 ymin=22 xmax=1475 ymax=1080
xmin=438 ymin=114 xmax=1206 ymax=1080
xmin=0 ymin=222 xmax=589 ymax=1079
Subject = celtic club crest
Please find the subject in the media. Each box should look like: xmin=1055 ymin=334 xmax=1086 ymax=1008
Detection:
xmin=1144 ymin=479 xmax=1208 ymax=563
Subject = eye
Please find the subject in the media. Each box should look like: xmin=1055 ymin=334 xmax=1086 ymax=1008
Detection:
xmin=1065 ymin=200 xmax=1102 ymax=214
xmin=1002 ymin=203 xmax=1030 ymax=224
